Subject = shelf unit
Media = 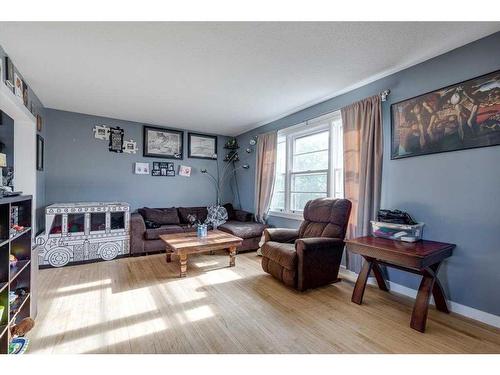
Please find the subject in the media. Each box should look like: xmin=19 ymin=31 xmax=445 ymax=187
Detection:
xmin=0 ymin=195 xmax=32 ymax=354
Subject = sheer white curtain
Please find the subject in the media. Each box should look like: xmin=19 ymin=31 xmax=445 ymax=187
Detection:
xmin=254 ymin=131 xmax=277 ymax=223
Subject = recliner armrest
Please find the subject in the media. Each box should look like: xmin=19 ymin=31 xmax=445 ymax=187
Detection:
xmin=295 ymin=237 xmax=344 ymax=253
xmin=295 ymin=237 xmax=345 ymax=291
xmin=234 ymin=209 xmax=254 ymax=222
xmin=264 ymin=228 xmax=299 ymax=243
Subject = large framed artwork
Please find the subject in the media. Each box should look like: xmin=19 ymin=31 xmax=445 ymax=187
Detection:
xmin=143 ymin=126 xmax=183 ymax=159
xmin=391 ymin=70 xmax=500 ymax=159
xmin=188 ymin=132 xmax=217 ymax=159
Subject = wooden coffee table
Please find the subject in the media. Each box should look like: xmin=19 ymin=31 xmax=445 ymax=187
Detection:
xmin=160 ymin=230 xmax=243 ymax=277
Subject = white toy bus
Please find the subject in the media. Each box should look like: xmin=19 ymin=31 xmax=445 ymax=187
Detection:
xmin=36 ymin=202 xmax=130 ymax=267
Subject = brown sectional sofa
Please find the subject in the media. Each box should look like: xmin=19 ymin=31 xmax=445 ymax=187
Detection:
xmin=130 ymin=203 xmax=266 ymax=255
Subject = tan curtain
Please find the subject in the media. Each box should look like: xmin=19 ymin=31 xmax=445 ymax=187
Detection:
xmin=254 ymin=131 xmax=277 ymax=223
xmin=342 ymin=95 xmax=383 ymax=273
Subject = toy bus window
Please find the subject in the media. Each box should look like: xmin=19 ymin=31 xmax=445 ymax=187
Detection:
xmin=110 ymin=212 xmax=125 ymax=230
xmin=68 ymin=213 xmax=85 ymax=233
xmin=49 ymin=214 xmax=63 ymax=235
xmin=91 ymin=213 xmax=106 ymax=232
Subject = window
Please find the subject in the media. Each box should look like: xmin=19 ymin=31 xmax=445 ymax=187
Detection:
xmin=269 ymin=111 xmax=343 ymax=217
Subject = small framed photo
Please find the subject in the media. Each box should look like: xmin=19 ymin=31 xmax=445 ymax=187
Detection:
xmin=4 ymin=57 xmax=15 ymax=92
xmin=134 ymin=162 xmax=150 ymax=175
xmin=109 ymin=127 xmax=124 ymax=153
xmin=122 ymin=139 xmax=138 ymax=154
xmin=152 ymin=162 xmax=175 ymax=176
xmin=188 ymin=133 xmax=217 ymax=159
xmin=14 ymin=73 xmax=23 ymax=101
xmin=143 ymin=126 xmax=183 ymax=159
xmin=36 ymin=114 xmax=43 ymax=132
xmin=36 ymin=135 xmax=44 ymax=171
xmin=178 ymin=165 xmax=192 ymax=177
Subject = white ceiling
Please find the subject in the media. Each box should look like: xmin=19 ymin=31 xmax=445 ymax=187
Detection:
xmin=1 ymin=22 xmax=499 ymax=136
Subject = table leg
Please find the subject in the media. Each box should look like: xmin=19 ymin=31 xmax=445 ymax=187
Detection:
xmin=371 ymin=260 xmax=389 ymax=291
xmin=228 ymin=246 xmax=237 ymax=267
xmin=351 ymin=258 xmax=373 ymax=305
xmin=430 ymin=263 xmax=449 ymax=313
xmin=166 ymin=252 xmax=172 ymax=263
xmin=410 ymin=268 xmax=435 ymax=332
xmin=179 ymin=252 xmax=188 ymax=277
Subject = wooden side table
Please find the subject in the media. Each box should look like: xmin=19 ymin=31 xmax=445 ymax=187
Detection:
xmin=345 ymin=236 xmax=455 ymax=332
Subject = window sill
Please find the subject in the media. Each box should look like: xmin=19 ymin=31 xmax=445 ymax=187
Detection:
xmin=268 ymin=211 xmax=303 ymax=221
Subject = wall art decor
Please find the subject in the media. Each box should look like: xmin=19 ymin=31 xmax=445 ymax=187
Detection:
xmin=134 ymin=162 xmax=150 ymax=175
xmin=143 ymin=126 xmax=183 ymax=159
xmin=4 ymin=57 xmax=15 ymax=91
xmin=178 ymin=165 xmax=192 ymax=177
xmin=36 ymin=114 xmax=43 ymax=132
xmin=36 ymin=202 xmax=130 ymax=268
xmin=36 ymin=135 xmax=44 ymax=171
xmin=122 ymin=139 xmax=138 ymax=154
xmin=188 ymin=132 xmax=217 ymax=159
xmin=14 ymin=72 xmax=23 ymax=101
xmin=93 ymin=125 xmax=110 ymax=140
xmin=391 ymin=70 xmax=500 ymax=159
xmin=109 ymin=127 xmax=124 ymax=153
xmin=22 ymin=79 xmax=28 ymax=106
xmin=152 ymin=161 xmax=175 ymax=176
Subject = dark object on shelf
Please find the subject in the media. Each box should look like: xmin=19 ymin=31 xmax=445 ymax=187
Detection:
xmin=109 ymin=127 xmax=124 ymax=153
xmin=346 ymin=236 xmax=455 ymax=332
xmin=223 ymin=137 xmax=239 ymax=150
xmin=391 ymin=69 xmax=500 ymax=160
xmin=4 ymin=57 xmax=15 ymax=91
xmin=0 ymin=190 xmax=21 ymax=198
xmin=14 ymin=287 xmax=29 ymax=297
xmin=10 ymin=317 xmax=35 ymax=337
xmin=143 ymin=125 xmax=183 ymax=159
xmin=36 ymin=135 xmax=44 ymax=171
xmin=377 ymin=209 xmax=416 ymax=225
xmin=151 ymin=161 xmax=175 ymax=176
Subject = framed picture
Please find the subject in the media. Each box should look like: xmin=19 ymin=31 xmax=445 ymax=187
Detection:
xmin=109 ymin=127 xmax=124 ymax=153
xmin=152 ymin=161 xmax=175 ymax=176
xmin=93 ymin=125 xmax=110 ymax=140
xmin=36 ymin=135 xmax=44 ymax=171
xmin=4 ymin=57 xmax=15 ymax=91
xmin=22 ymin=79 xmax=28 ymax=107
xmin=122 ymin=139 xmax=138 ymax=154
xmin=143 ymin=126 xmax=183 ymax=159
xmin=14 ymin=72 xmax=23 ymax=101
xmin=391 ymin=69 xmax=500 ymax=159
xmin=134 ymin=162 xmax=150 ymax=175
xmin=178 ymin=165 xmax=192 ymax=177
xmin=36 ymin=114 xmax=43 ymax=132
xmin=188 ymin=132 xmax=217 ymax=159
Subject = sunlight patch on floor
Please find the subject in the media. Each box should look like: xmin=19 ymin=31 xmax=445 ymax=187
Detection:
xmin=176 ymin=305 xmax=215 ymax=324
xmin=57 ymin=279 xmax=112 ymax=292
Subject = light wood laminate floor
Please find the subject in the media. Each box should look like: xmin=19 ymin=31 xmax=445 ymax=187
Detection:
xmin=28 ymin=252 xmax=500 ymax=353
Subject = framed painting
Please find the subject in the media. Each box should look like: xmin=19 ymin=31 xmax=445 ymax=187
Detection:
xmin=391 ymin=69 xmax=500 ymax=159
xmin=143 ymin=126 xmax=183 ymax=159
xmin=36 ymin=135 xmax=44 ymax=171
xmin=108 ymin=127 xmax=124 ymax=153
xmin=188 ymin=132 xmax=217 ymax=159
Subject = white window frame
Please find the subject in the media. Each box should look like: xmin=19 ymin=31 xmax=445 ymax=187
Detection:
xmin=269 ymin=111 xmax=343 ymax=220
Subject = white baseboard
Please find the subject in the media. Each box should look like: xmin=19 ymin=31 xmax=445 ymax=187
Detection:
xmin=339 ymin=266 xmax=500 ymax=329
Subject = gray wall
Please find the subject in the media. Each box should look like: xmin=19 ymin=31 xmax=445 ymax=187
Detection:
xmin=235 ymin=31 xmax=500 ymax=315
xmin=44 ymin=109 xmax=233 ymax=216
xmin=0 ymin=44 xmax=46 ymax=232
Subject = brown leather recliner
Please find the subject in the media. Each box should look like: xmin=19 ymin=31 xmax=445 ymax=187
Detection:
xmin=261 ymin=198 xmax=351 ymax=291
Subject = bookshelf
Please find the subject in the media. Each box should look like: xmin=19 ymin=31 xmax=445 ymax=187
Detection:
xmin=0 ymin=195 xmax=32 ymax=354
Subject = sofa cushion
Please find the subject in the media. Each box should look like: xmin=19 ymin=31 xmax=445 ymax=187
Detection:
xmin=218 ymin=220 xmax=266 ymax=239
xmin=222 ymin=203 xmax=236 ymax=220
xmin=178 ymin=207 xmax=208 ymax=224
xmin=261 ymin=241 xmax=297 ymax=270
xmin=144 ymin=225 xmax=183 ymax=240
xmin=139 ymin=207 xmax=180 ymax=225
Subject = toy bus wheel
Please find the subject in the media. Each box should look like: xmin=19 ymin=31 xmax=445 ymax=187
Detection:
xmin=47 ymin=248 xmax=71 ymax=267
xmin=99 ymin=242 xmax=120 ymax=261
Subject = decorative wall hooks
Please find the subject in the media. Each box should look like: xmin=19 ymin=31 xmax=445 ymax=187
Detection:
xmin=122 ymin=139 xmax=138 ymax=154
xmin=93 ymin=125 xmax=110 ymax=140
